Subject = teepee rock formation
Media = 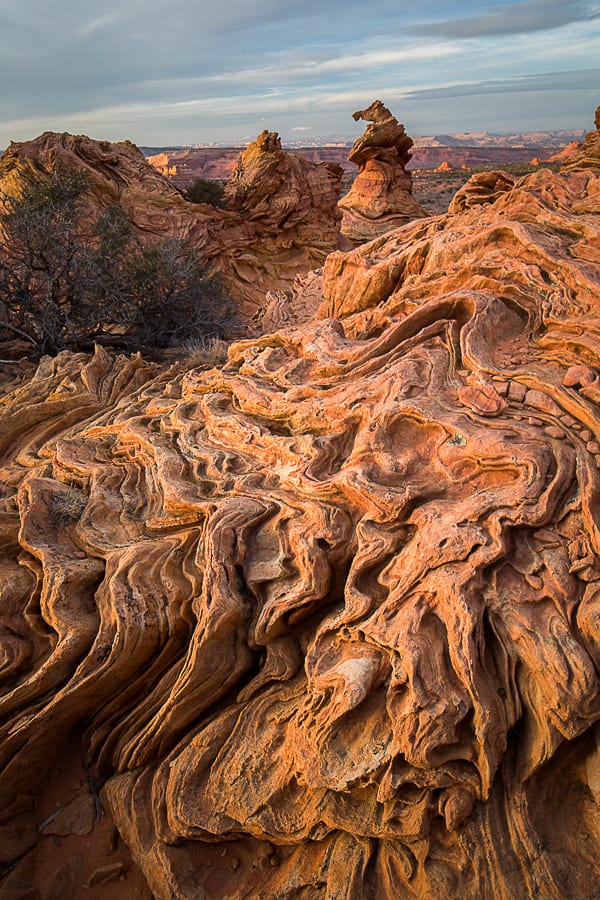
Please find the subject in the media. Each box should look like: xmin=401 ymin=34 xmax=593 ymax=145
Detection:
xmin=338 ymin=100 xmax=427 ymax=244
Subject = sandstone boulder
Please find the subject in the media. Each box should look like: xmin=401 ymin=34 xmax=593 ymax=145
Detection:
xmin=338 ymin=100 xmax=427 ymax=244
xmin=448 ymin=169 xmax=517 ymax=215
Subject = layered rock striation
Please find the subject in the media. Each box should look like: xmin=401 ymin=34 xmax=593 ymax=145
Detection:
xmin=339 ymin=100 xmax=427 ymax=244
xmin=0 ymin=131 xmax=347 ymax=318
xmin=1 ymin=158 xmax=600 ymax=897
xmin=562 ymin=105 xmax=600 ymax=172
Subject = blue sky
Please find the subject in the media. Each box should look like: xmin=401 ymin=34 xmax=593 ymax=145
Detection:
xmin=1 ymin=0 xmax=599 ymax=146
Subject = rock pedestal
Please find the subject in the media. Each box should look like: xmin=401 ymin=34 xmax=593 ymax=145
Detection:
xmin=339 ymin=100 xmax=427 ymax=244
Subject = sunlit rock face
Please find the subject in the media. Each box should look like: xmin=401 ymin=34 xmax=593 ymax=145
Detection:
xmin=562 ymin=105 xmax=600 ymax=172
xmin=339 ymin=100 xmax=427 ymax=245
xmin=447 ymin=169 xmax=517 ymax=215
xmin=1 ymin=162 xmax=600 ymax=898
xmin=0 ymin=131 xmax=347 ymax=319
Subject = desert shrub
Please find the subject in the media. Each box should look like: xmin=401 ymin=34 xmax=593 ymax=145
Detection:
xmin=49 ymin=486 xmax=87 ymax=525
xmin=184 ymin=178 xmax=226 ymax=208
xmin=178 ymin=335 xmax=230 ymax=369
xmin=0 ymin=167 xmax=236 ymax=355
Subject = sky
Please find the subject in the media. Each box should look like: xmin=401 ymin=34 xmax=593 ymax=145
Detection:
xmin=1 ymin=0 xmax=599 ymax=147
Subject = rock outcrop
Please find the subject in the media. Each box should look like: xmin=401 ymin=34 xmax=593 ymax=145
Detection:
xmin=447 ymin=169 xmax=517 ymax=215
xmin=562 ymin=105 xmax=600 ymax=171
xmin=338 ymin=100 xmax=427 ymax=244
xmin=0 ymin=131 xmax=347 ymax=318
xmin=546 ymin=139 xmax=582 ymax=163
xmin=1 ymin=162 xmax=600 ymax=898
xmin=224 ymin=128 xmax=350 ymax=264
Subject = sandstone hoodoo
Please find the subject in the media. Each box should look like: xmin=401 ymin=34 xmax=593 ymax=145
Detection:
xmin=224 ymin=128 xmax=350 ymax=290
xmin=0 ymin=131 xmax=347 ymax=320
xmin=338 ymin=99 xmax=427 ymax=244
xmin=562 ymin=104 xmax=600 ymax=171
xmin=1 ymin=137 xmax=600 ymax=896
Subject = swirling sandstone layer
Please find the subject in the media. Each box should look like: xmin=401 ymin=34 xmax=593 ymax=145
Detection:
xmin=1 ymin=165 xmax=600 ymax=898
xmin=0 ymin=131 xmax=346 ymax=317
xmin=339 ymin=100 xmax=427 ymax=244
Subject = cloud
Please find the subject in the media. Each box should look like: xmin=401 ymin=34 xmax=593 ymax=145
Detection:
xmin=76 ymin=11 xmax=127 ymax=38
xmin=408 ymin=0 xmax=600 ymax=39
xmin=401 ymin=66 xmax=600 ymax=100
xmin=0 ymin=0 xmax=599 ymax=146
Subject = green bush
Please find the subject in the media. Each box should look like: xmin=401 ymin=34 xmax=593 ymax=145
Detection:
xmin=184 ymin=178 xmax=226 ymax=208
xmin=0 ymin=167 xmax=236 ymax=355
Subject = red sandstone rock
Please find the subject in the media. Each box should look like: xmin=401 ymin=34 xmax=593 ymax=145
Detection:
xmin=0 ymin=161 xmax=600 ymax=898
xmin=338 ymin=100 xmax=427 ymax=244
xmin=0 ymin=131 xmax=346 ymax=318
xmin=562 ymin=105 xmax=600 ymax=171
xmin=448 ymin=169 xmax=517 ymax=214
xmin=547 ymin=139 xmax=582 ymax=163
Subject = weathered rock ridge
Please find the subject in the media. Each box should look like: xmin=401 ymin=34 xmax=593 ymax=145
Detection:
xmin=1 ymin=163 xmax=600 ymax=897
xmin=562 ymin=105 xmax=600 ymax=172
xmin=0 ymin=131 xmax=347 ymax=318
xmin=339 ymin=100 xmax=427 ymax=244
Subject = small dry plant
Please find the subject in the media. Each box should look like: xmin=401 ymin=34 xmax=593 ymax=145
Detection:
xmin=179 ymin=335 xmax=230 ymax=369
xmin=50 ymin=486 xmax=87 ymax=525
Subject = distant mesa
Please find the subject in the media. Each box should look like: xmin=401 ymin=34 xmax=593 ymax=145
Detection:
xmin=338 ymin=100 xmax=427 ymax=244
xmin=561 ymin=105 xmax=600 ymax=171
xmin=435 ymin=160 xmax=452 ymax=172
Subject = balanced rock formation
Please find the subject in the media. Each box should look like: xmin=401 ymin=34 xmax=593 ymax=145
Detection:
xmin=1 ymin=160 xmax=600 ymax=898
xmin=338 ymin=100 xmax=427 ymax=244
xmin=0 ymin=131 xmax=347 ymax=318
xmin=562 ymin=105 xmax=600 ymax=171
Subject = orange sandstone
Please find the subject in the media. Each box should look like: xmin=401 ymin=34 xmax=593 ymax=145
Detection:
xmin=339 ymin=100 xmax=426 ymax=244
xmin=1 ymin=146 xmax=600 ymax=899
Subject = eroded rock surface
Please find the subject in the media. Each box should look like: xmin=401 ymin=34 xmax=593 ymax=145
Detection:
xmin=339 ymin=100 xmax=427 ymax=244
xmin=1 ymin=165 xmax=600 ymax=898
xmin=0 ymin=131 xmax=346 ymax=318
xmin=562 ymin=105 xmax=600 ymax=172
xmin=447 ymin=169 xmax=517 ymax=215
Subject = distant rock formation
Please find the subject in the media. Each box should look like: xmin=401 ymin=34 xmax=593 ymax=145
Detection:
xmin=1 ymin=157 xmax=600 ymax=898
xmin=338 ymin=100 xmax=427 ymax=244
xmin=562 ymin=105 xmax=600 ymax=171
xmin=547 ymin=140 xmax=582 ymax=163
xmin=0 ymin=131 xmax=347 ymax=319
xmin=435 ymin=160 xmax=452 ymax=172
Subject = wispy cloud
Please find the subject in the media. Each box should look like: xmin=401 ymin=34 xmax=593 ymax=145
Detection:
xmin=409 ymin=0 xmax=600 ymax=39
xmin=402 ymin=66 xmax=600 ymax=100
xmin=0 ymin=0 xmax=598 ymax=145
xmin=77 ymin=11 xmax=127 ymax=38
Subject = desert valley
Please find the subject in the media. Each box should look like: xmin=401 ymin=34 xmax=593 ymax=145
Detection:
xmin=0 ymin=96 xmax=599 ymax=900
